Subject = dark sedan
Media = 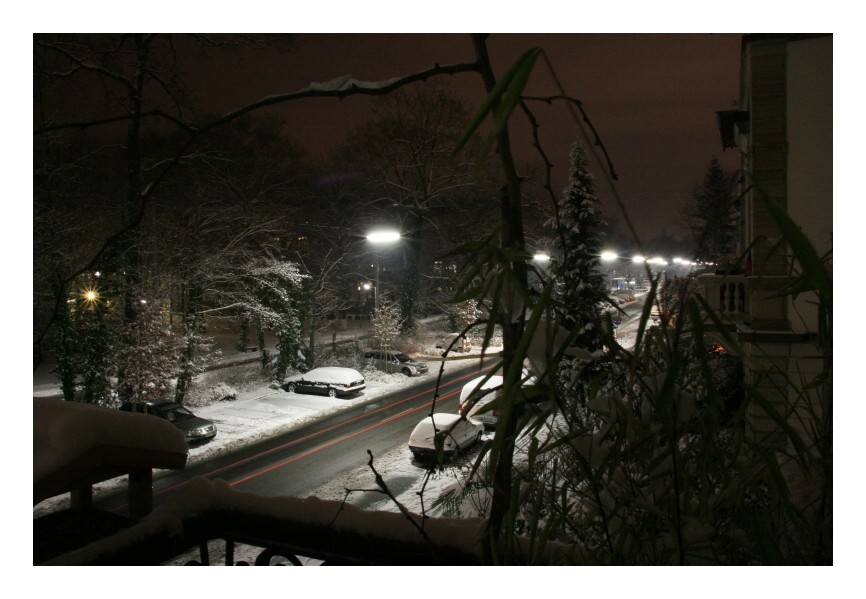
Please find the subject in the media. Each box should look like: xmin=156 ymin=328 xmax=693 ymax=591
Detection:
xmin=120 ymin=400 xmax=217 ymax=444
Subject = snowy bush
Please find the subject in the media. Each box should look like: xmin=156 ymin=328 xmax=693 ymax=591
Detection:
xmin=186 ymin=382 xmax=240 ymax=408
xmin=448 ymin=299 xmax=478 ymax=332
xmin=204 ymin=383 xmax=239 ymax=403
xmin=370 ymin=301 xmax=403 ymax=350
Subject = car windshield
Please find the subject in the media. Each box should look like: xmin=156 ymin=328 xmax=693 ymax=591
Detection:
xmin=394 ymin=353 xmax=412 ymax=362
xmin=160 ymin=406 xmax=195 ymax=422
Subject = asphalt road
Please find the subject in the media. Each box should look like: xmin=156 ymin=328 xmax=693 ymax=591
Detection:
xmin=99 ymin=362 xmax=493 ymax=516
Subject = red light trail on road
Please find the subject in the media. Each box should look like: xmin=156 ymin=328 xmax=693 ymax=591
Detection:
xmin=107 ymin=366 xmax=492 ymax=511
xmin=230 ymin=387 xmax=462 ymax=487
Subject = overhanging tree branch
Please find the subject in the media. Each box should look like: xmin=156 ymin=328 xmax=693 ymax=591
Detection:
xmin=34 ymin=60 xmax=483 ymax=358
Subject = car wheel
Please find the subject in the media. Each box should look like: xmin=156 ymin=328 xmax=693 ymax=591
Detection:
xmin=328 ymin=388 xmax=338 ymax=398
xmin=401 ymin=367 xmax=412 ymax=376
xmin=285 ymin=383 xmax=296 ymax=393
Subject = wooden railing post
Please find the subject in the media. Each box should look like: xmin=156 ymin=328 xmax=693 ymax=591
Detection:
xmin=128 ymin=467 xmax=153 ymax=522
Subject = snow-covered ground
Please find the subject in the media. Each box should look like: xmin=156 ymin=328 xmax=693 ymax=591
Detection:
xmin=34 ymin=333 xmax=500 ymax=567
xmin=32 ymin=320 xmax=501 ymax=521
xmin=33 ymin=306 xmax=648 ymax=567
xmin=33 ymin=301 xmax=650 ymax=522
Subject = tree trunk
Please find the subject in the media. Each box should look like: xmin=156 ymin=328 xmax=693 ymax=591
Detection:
xmin=174 ymin=285 xmax=201 ymax=404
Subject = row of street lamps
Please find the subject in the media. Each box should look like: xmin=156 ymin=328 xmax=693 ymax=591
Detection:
xmin=529 ymin=249 xmax=702 ymax=291
xmin=532 ymin=250 xmax=700 ymax=268
xmin=601 ymin=251 xmax=697 ymax=267
xmin=362 ymin=232 xmax=707 ymax=308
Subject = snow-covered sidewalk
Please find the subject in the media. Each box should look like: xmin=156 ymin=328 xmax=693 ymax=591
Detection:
xmin=33 ymin=350 xmax=493 ymax=519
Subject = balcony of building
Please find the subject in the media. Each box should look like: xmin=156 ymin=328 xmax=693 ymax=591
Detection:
xmin=696 ymin=272 xmax=749 ymax=324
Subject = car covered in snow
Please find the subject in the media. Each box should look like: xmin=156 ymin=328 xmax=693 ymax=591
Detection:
xmin=362 ymin=349 xmax=428 ymax=376
xmin=408 ymin=413 xmax=483 ymax=461
xmin=458 ymin=375 xmax=504 ymax=429
xmin=282 ymin=366 xmax=366 ymax=398
xmin=119 ymin=400 xmax=217 ymax=444
xmin=458 ymin=371 xmax=541 ymax=430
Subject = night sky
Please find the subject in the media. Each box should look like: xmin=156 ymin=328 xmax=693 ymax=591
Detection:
xmin=178 ymin=33 xmax=743 ymax=243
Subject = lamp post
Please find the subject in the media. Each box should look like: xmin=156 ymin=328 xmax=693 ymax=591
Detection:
xmin=363 ymin=282 xmax=376 ymax=312
xmin=601 ymin=250 xmax=618 ymax=290
xmin=366 ymin=230 xmax=400 ymax=312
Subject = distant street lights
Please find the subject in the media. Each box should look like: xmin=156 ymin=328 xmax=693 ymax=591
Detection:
xmin=366 ymin=229 xmax=400 ymax=311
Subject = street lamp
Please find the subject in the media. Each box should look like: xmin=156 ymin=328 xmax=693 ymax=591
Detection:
xmin=600 ymin=250 xmax=619 ymax=290
xmin=366 ymin=229 xmax=400 ymax=311
xmin=533 ymin=252 xmax=550 ymax=263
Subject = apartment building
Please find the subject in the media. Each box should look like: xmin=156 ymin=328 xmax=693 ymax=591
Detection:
xmin=701 ymin=34 xmax=832 ymax=443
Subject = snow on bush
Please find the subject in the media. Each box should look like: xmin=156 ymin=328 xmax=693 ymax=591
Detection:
xmin=186 ymin=383 xmax=239 ymax=408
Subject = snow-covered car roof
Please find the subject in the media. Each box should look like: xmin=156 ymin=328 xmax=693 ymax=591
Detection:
xmin=286 ymin=367 xmax=364 ymax=385
xmin=459 ymin=375 xmax=504 ymax=402
xmin=409 ymin=413 xmax=482 ymax=448
xmin=420 ymin=412 xmax=463 ymax=427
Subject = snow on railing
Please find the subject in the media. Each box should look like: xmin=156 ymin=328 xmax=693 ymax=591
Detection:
xmin=43 ymin=476 xmax=579 ymax=565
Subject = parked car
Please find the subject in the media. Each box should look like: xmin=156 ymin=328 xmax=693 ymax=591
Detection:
xmin=408 ymin=413 xmax=483 ymax=461
xmin=362 ymin=349 xmax=428 ymax=376
xmin=434 ymin=333 xmax=472 ymax=353
xmin=458 ymin=375 xmax=504 ymax=429
xmin=458 ymin=371 xmax=541 ymax=430
xmin=282 ymin=366 xmax=366 ymax=397
xmin=119 ymin=400 xmax=217 ymax=444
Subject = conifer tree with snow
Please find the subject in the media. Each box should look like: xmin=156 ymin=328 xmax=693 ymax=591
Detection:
xmin=76 ymin=306 xmax=115 ymax=405
xmin=113 ymin=302 xmax=185 ymax=403
xmin=547 ymin=140 xmax=608 ymax=353
xmin=683 ymin=157 xmax=739 ymax=264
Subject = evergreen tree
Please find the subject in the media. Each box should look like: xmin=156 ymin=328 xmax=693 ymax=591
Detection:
xmin=113 ymin=302 xmax=185 ymax=403
xmin=547 ymin=140 xmax=608 ymax=352
xmin=684 ymin=157 xmax=739 ymax=263
xmin=77 ymin=304 xmax=115 ymax=405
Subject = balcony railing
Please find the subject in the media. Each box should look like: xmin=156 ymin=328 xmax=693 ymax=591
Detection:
xmin=696 ymin=273 xmax=749 ymax=322
xmin=39 ymin=477 xmax=577 ymax=565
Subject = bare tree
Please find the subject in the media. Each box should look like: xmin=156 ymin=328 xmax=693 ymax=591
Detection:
xmin=33 ymin=33 xmax=572 ymax=561
xmin=342 ymin=83 xmax=485 ymax=334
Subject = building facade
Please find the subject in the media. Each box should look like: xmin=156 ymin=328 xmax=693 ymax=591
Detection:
xmin=701 ymin=34 xmax=832 ymax=443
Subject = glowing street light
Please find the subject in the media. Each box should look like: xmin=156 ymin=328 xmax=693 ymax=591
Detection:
xmin=632 ymin=255 xmax=646 ymax=264
xmin=366 ymin=230 xmax=400 ymax=244
xmin=533 ymin=252 xmax=550 ymax=263
xmin=600 ymin=250 xmax=618 ymax=262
